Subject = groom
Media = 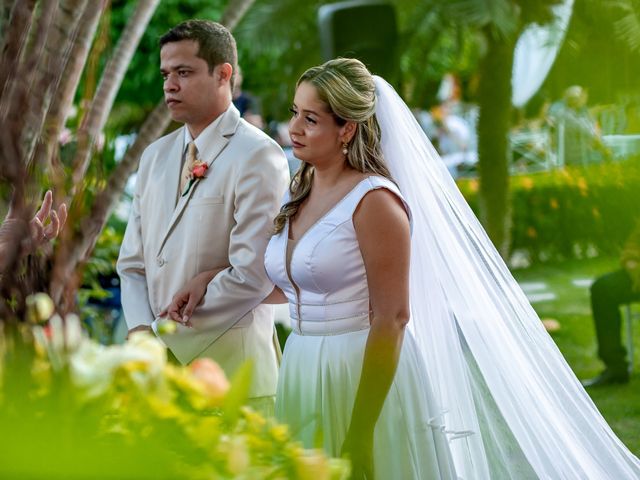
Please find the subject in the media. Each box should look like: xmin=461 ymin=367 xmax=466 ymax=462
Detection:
xmin=117 ymin=20 xmax=289 ymax=410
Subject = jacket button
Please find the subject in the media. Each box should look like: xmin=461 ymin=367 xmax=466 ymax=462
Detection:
xmin=156 ymin=257 xmax=165 ymax=267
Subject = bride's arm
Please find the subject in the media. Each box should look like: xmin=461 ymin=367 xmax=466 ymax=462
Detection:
xmin=262 ymin=286 xmax=287 ymax=304
xmin=342 ymin=189 xmax=411 ymax=478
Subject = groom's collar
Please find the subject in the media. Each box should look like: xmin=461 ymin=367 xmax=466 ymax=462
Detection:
xmin=182 ymin=103 xmax=240 ymax=155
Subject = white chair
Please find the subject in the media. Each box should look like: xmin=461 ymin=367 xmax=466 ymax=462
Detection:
xmin=623 ymin=304 xmax=640 ymax=374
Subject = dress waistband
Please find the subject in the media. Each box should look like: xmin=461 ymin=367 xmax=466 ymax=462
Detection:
xmin=290 ymin=313 xmax=370 ymax=336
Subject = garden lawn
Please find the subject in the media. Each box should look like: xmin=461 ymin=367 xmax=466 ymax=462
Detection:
xmin=512 ymin=256 xmax=640 ymax=456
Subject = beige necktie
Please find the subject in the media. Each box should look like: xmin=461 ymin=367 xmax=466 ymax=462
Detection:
xmin=180 ymin=141 xmax=198 ymax=194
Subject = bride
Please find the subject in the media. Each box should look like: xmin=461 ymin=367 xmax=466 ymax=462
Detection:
xmin=164 ymin=58 xmax=640 ymax=479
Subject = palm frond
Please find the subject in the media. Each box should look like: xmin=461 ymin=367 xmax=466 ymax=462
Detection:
xmin=440 ymin=0 xmax=519 ymax=37
xmin=612 ymin=0 xmax=640 ymax=53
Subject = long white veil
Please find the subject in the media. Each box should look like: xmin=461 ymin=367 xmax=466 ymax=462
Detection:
xmin=373 ymin=76 xmax=640 ymax=479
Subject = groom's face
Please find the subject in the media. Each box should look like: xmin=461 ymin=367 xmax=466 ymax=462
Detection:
xmin=160 ymin=39 xmax=230 ymax=137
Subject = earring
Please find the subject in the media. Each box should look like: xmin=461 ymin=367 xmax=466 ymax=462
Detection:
xmin=342 ymin=142 xmax=348 ymax=155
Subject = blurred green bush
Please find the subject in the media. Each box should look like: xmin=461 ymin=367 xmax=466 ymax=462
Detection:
xmin=0 ymin=300 xmax=350 ymax=480
xmin=457 ymin=156 xmax=640 ymax=264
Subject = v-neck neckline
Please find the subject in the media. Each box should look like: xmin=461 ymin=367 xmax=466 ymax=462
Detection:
xmin=287 ymin=175 xmax=375 ymax=244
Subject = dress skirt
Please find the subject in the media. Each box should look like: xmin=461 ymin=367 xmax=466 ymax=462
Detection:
xmin=275 ymin=326 xmax=458 ymax=480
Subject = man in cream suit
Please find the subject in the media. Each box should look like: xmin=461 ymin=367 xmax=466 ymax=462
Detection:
xmin=117 ymin=20 xmax=289 ymax=410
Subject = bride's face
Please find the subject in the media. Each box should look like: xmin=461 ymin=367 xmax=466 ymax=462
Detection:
xmin=289 ymin=82 xmax=347 ymax=167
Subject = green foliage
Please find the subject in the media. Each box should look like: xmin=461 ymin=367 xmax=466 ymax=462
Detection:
xmin=0 ymin=315 xmax=351 ymax=479
xmin=457 ymin=157 xmax=640 ymax=263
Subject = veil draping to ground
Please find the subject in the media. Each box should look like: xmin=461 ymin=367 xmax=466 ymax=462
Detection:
xmin=373 ymin=76 xmax=640 ymax=479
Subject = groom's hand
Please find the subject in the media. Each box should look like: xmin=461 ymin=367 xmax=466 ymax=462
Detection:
xmin=159 ymin=268 xmax=224 ymax=326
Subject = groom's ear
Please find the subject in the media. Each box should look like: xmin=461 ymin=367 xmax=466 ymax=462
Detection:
xmin=216 ymin=63 xmax=233 ymax=87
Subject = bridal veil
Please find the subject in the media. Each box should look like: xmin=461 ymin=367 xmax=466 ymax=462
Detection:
xmin=373 ymin=76 xmax=640 ymax=479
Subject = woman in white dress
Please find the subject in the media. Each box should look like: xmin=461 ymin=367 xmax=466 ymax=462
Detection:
xmin=262 ymin=60 xmax=458 ymax=479
xmin=164 ymin=58 xmax=640 ymax=479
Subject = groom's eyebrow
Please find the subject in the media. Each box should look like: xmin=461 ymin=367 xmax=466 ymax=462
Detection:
xmin=160 ymin=64 xmax=194 ymax=73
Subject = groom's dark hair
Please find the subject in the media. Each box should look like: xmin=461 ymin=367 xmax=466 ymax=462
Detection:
xmin=160 ymin=19 xmax=237 ymax=89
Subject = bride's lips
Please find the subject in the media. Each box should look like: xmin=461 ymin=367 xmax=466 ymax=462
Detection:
xmin=291 ymin=139 xmax=304 ymax=148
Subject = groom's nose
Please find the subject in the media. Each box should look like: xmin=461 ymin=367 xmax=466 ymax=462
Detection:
xmin=164 ymin=74 xmax=179 ymax=92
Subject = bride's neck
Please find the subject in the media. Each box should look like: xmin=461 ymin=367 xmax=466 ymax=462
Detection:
xmin=312 ymin=161 xmax=355 ymax=190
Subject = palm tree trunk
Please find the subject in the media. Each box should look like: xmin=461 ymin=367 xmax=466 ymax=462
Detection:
xmin=220 ymin=0 xmax=256 ymax=31
xmin=0 ymin=0 xmax=37 ymax=102
xmin=476 ymin=29 xmax=516 ymax=257
xmin=33 ymin=1 xmax=104 ymax=172
xmin=23 ymin=0 xmax=91 ymax=164
xmin=70 ymin=0 xmax=160 ymax=190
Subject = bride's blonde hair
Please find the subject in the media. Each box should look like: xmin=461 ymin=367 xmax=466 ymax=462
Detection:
xmin=273 ymin=58 xmax=393 ymax=234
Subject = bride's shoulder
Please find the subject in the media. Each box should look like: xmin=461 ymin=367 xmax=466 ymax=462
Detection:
xmin=352 ymin=175 xmax=410 ymax=228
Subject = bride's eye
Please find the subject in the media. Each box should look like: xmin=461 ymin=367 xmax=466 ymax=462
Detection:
xmin=305 ymin=116 xmax=317 ymax=125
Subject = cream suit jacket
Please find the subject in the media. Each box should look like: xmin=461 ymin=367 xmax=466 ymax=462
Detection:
xmin=117 ymin=105 xmax=289 ymax=398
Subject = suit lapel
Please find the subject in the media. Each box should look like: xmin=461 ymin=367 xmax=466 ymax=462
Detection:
xmin=156 ymin=106 xmax=241 ymax=256
xmin=155 ymin=130 xmax=184 ymax=251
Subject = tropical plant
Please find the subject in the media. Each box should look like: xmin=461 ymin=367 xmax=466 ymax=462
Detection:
xmin=0 ymin=0 xmax=257 ymax=320
xmin=429 ymin=0 xmax=564 ymax=256
xmin=0 ymin=294 xmax=350 ymax=479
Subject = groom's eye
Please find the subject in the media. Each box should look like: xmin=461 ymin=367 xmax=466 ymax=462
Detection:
xmin=288 ymin=107 xmax=298 ymax=117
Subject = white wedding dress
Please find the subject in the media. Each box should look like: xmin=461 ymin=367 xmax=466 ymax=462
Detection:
xmin=265 ymin=176 xmax=458 ymax=479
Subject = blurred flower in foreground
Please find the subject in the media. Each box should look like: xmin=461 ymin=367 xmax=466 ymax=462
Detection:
xmin=0 ymin=296 xmax=351 ymax=479
xmin=190 ymin=358 xmax=230 ymax=401
xmin=26 ymin=293 xmax=55 ymax=324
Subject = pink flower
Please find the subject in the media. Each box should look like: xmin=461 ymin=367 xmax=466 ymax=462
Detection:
xmin=191 ymin=161 xmax=208 ymax=179
xmin=189 ymin=358 xmax=229 ymax=400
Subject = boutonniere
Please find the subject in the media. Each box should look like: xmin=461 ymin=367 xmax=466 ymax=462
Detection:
xmin=182 ymin=161 xmax=209 ymax=196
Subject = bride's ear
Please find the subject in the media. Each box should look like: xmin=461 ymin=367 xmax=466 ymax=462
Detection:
xmin=340 ymin=121 xmax=357 ymax=143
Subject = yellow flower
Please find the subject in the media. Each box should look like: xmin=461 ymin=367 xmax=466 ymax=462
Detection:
xmin=26 ymin=293 xmax=54 ymax=323
xmin=226 ymin=435 xmax=250 ymax=475
xmin=577 ymin=177 xmax=588 ymax=196
xmin=468 ymin=179 xmax=479 ymax=193
xmin=526 ymin=227 xmax=537 ymax=238
xmin=549 ymin=198 xmax=559 ymax=210
xmin=241 ymin=406 xmax=267 ymax=429
xmin=520 ymin=177 xmax=534 ymax=191
xmin=269 ymin=424 xmax=290 ymax=443
xmin=294 ymin=449 xmax=330 ymax=480
xmin=592 ymin=207 xmax=601 ymax=219
xmin=156 ymin=318 xmax=177 ymax=335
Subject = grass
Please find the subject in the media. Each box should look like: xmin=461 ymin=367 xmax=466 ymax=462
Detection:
xmin=512 ymin=256 xmax=640 ymax=456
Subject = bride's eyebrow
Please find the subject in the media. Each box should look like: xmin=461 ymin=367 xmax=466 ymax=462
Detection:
xmin=300 ymin=108 xmax=321 ymax=116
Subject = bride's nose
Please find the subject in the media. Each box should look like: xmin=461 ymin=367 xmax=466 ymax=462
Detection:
xmin=289 ymin=115 xmax=303 ymax=136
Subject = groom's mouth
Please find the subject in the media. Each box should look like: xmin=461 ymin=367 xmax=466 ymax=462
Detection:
xmin=166 ymin=98 xmax=181 ymax=107
xmin=291 ymin=140 xmax=304 ymax=149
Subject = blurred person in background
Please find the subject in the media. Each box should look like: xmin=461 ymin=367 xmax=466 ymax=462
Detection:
xmin=583 ymin=220 xmax=640 ymax=387
xmin=547 ymin=85 xmax=610 ymax=166
xmin=232 ymin=64 xmax=264 ymax=130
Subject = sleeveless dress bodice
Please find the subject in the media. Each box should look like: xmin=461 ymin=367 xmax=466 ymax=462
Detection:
xmin=265 ymin=175 xmax=409 ymax=335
